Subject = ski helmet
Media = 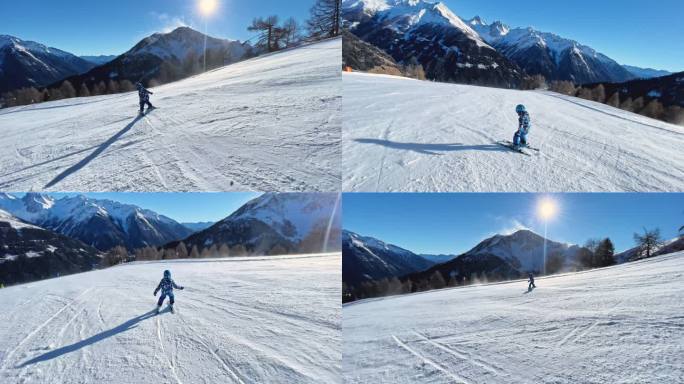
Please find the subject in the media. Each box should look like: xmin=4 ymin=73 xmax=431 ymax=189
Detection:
xmin=516 ymin=104 xmax=526 ymax=114
xmin=163 ymin=270 xmax=171 ymax=278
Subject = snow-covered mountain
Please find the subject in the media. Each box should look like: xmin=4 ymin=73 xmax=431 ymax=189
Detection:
xmin=0 ymin=193 xmax=192 ymax=251
xmin=622 ymin=65 xmax=672 ymax=80
xmin=0 ymin=209 xmax=101 ymax=285
xmin=51 ymin=26 xmax=252 ymax=89
xmin=343 ymin=0 xmax=524 ymax=87
xmin=467 ymin=17 xmax=634 ymax=84
xmin=0 ymin=35 xmax=93 ymax=93
xmin=464 ymin=229 xmax=582 ymax=272
xmin=343 ymin=230 xmax=435 ymax=285
xmin=419 ymin=253 xmax=457 ymax=264
xmin=172 ymin=193 xmax=341 ymax=255
xmin=181 ymin=221 xmax=215 ymax=232
xmin=80 ymin=54 xmax=118 ymax=66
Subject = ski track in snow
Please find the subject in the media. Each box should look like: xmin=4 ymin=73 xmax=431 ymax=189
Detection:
xmin=0 ymin=39 xmax=341 ymax=192
xmin=343 ymin=251 xmax=684 ymax=383
xmin=342 ymin=72 xmax=684 ymax=192
xmin=0 ymin=253 xmax=341 ymax=384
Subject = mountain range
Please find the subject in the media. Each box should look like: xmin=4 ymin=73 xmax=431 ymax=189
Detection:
xmin=343 ymin=229 xmax=585 ymax=289
xmin=0 ymin=193 xmax=192 ymax=251
xmin=0 ymin=35 xmax=94 ymax=93
xmin=343 ymin=0 xmax=672 ymax=86
xmin=342 ymin=0 xmax=524 ymax=87
xmin=342 ymin=230 xmax=435 ymax=286
xmin=49 ymin=26 xmax=253 ymax=90
xmin=1 ymin=27 xmax=253 ymax=98
xmin=0 ymin=209 xmax=101 ymax=285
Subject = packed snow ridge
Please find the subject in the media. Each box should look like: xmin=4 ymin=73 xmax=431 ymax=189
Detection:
xmin=0 ymin=38 xmax=341 ymax=192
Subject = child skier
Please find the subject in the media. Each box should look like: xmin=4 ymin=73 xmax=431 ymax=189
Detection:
xmin=153 ymin=270 xmax=184 ymax=313
xmin=528 ymin=272 xmax=536 ymax=290
xmin=513 ymin=104 xmax=531 ymax=148
xmin=136 ymin=82 xmax=155 ymax=114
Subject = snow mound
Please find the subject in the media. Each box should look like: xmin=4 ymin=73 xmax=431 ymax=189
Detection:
xmin=343 ymin=251 xmax=684 ymax=383
xmin=343 ymin=72 xmax=684 ymax=192
xmin=0 ymin=38 xmax=341 ymax=192
xmin=0 ymin=253 xmax=341 ymax=383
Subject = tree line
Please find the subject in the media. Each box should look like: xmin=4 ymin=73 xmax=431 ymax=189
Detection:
xmin=248 ymin=0 xmax=340 ymax=53
xmin=546 ymin=80 xmax=683 ymax=125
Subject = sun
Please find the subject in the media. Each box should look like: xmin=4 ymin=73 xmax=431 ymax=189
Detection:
xmin=198 ymin=0 xmax=218 ymax=17
xmin=537 ymin=197 xmax=558 ymax=221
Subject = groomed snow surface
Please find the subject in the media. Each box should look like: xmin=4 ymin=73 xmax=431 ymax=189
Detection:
xmin=0 ymin=39 xmax=341 ymax=192
xmin=343 ymin=251 xmax=684 ymax=383
xmin=0 ymin=253 xmax=341 ymax=384
xmin=343 ymin=72 xmax=684 ymax=192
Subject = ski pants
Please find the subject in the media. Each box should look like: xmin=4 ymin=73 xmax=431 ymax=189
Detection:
xmin=139 ymin=99 xmax=153 ymax=112
xmin=513 ymin=130 xmax=528 ymax=146
xmin=157 ymin=292 xmax=175 ymax=306
xmin=528 ymin=281 xmax=536 ymax=289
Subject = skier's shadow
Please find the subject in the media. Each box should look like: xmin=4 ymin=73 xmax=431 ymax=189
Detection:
xmin=16 ymin=309 xmax=158 ymax=367
xmin=524 ymin=286 xmax=536 ymax=294
xmin=354 ymin=138 xmax=507 ymax=155
xmin=43 ymin=115 xmax=144 ymax=189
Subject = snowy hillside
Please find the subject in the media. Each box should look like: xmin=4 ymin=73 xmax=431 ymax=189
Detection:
xmin=0 ymin=253 xmax=341 ymax=383
xmin=0 ymin=38 xmax=341 ymax=192
xmin=343 ymin=251 xmax=684 ymax=383
xmin=0 ymin=193 xmax=192 ymax=251
xmin=343 ymin=72 xmax=684 ymax=192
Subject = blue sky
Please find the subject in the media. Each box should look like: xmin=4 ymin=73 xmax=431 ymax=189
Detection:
xmin=343 ymin=193 xmax=684 ymax=255
xmin=29 ymin=192 xmax=260 ymax=223
xmin=448 ymin=0 xmax=684 ymax=72
xmin=2 ymin=0 xmax=315 ymax=56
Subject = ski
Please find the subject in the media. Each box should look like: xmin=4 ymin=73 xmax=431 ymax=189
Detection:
xmin=501 ymin=140 xmax=539 ymax=152
xmin=497 ymin=141 xmax=531 ymax=156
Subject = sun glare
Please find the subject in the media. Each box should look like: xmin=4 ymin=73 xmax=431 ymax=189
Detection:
xmin=537 ymin=197 xmax=558 ymax=221
xmin=198 ymin=0 xmax=218 ymax=17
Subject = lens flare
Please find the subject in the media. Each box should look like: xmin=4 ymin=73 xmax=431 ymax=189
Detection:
xmin=538 ymin=197 xmax=558 ymax=220
xmin=198 ymin=0 xmax=218 ymax=16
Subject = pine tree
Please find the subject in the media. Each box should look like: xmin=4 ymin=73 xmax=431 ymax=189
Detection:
xmin=606 ymin=92 xmax=620 ymax=107
xmin=78 ymin=83 xmax=91 ymax=97
xmin=596 ymin=238 xmax=615 ymax=267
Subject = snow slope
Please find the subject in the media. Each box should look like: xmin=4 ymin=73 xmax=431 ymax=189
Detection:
xmin=343 ymin=72 xmax=684 ymax=192
xmin=0 ymin=253 xmax=341 ymax=383
xmin=0 ymin=38 xmax=341 ymax=192
xmin=343 ymin=251 xmax=684 ymax=383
